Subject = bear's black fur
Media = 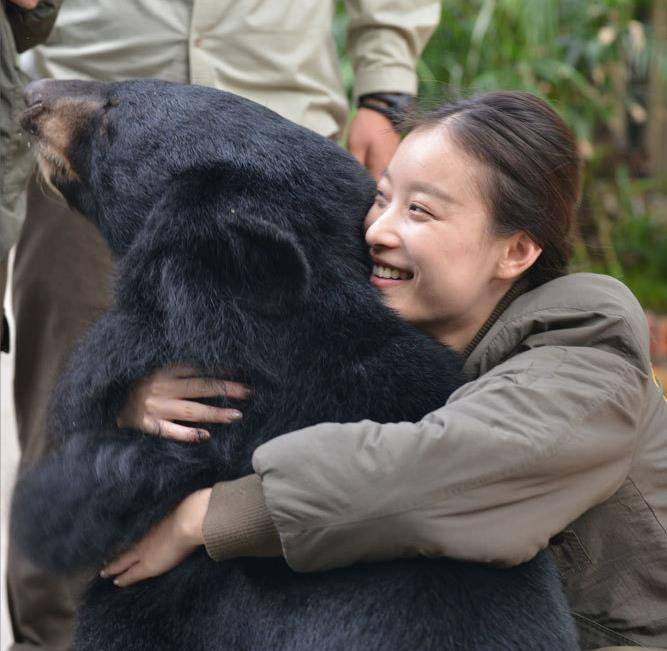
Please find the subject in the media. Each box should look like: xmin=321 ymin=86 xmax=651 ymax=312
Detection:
xmin=13 ymin=79 xmax=578 ymax=650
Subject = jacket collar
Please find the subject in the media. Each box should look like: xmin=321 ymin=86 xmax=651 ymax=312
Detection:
xmin=461 ymin=272 xmax=650 ymax=381
xmin=462 ymin=277 xmax=534 ymax=360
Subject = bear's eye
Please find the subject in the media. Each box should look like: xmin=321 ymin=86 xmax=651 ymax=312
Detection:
xmin=99 ymin=107 xmax=116 ymax=139
xmin=104 ymin=98 xmax=120 ymax=110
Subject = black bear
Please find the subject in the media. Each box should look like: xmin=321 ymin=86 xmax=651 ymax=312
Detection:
xmin=13 ymin=79 xmax=578 ymax=650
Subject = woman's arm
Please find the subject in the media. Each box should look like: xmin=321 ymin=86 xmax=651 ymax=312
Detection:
xmin=103 ymin=345 xmax=646 ymax=574
xmin=251 ymin=344 xmax=646 ymax=571
xmin=100 ymin=487 xmax=211 ymax=587
xmin=95 ymin=336 xmax=641 ymax=584
xmin=100 ymin=475 xmax=283 ymax=587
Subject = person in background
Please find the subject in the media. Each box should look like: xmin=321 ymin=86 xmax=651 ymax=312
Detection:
xmin=7 ymin=2 xmax=439 ymax=648
xmin=1 ymin=0 xmax=61 ymax=352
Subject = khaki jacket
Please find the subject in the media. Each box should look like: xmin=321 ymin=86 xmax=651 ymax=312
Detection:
xmin=251 ymin=273 xmax=667 ymax=647
xmin=0 ymin=0 xmax=61 ymax=261
xmin=20 ymin=0 xmax=439 ymax=138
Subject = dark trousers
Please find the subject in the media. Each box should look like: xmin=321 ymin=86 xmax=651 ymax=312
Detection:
xmin=8 ymin=175 xmax=113 ymax=650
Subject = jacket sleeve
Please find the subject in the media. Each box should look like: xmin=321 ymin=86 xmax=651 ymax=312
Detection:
xmin=252 ymin=344 xmax=645 ymax=572
xmin=344 ymin=0 xmax=440 ymax=100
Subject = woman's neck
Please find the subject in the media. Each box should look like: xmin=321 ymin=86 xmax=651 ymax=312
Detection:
xmin=437 ymin=279 xmax=532 ymax=354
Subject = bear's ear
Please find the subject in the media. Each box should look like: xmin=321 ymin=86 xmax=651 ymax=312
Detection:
xmin=118 ymin=194 xmax=313 ymax=347
xmin=222 ymin=211 xmax=312 ymax=313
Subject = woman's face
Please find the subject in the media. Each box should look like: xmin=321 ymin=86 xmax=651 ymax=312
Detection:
xmin=364 ymin=126 xmax=514 ymax=347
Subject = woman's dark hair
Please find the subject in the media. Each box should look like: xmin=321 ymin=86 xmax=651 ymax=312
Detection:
xmin=408 ymin=91 xmax=581 ymax=287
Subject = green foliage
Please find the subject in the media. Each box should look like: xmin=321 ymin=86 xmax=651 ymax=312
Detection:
xmin=336 ymin=0 xmax=667 ymax=310
xmin=419 ymin=2 xmax=667 ymax=310
xmin=575 ymin=169 xmax=667 ymax=301
xmin=419 ymin=1 xmax=652 ymax=132
xmin=612 ymin=214 xmax=667 ymax=308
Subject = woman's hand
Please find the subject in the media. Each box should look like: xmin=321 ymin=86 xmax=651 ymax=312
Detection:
xmin=100 ymin=488 xmax=212 ymax=587
xmin=117 ymin=365 xmax=251 ymax=442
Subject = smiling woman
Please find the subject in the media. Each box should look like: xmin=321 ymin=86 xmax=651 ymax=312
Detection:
xmin=365 ymin=92 xmax=577 ymax=351
xmin=115 ymin=91 xmax=667 ymax=649
xmin=368 ymin=130 xmax=532 ymax=349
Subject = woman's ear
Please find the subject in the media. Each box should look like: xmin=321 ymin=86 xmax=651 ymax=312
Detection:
xmin=495 ymin=232 xmax=542 ymax=281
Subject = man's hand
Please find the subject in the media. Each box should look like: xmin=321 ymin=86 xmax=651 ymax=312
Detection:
xmin=347 ymin=108 xmax=401 ymax=181
xmin=9 ymin=0 xmax=40 ymax=9
xmin=100 ymin=488 xmax=212 ymax=587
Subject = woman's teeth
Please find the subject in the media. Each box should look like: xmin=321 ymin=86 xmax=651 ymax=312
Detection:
xmin=372 ymin=264 xmax=413 ymax=280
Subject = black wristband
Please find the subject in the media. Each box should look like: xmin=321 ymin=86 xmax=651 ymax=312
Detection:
xmin=357 ymin=93 xmax=414 ymax=131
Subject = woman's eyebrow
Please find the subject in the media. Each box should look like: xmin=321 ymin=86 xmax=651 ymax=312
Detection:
xmin=380 ymin=172 xmax=459 ymax=206
xmin=408 ymin=181 xmax=459 ymax=205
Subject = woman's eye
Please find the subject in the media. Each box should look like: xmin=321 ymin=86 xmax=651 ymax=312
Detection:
xmin=374 ymin=191 xmax=388 ymax=206
xmin=409 ymin=203 xmax=431 ymax=217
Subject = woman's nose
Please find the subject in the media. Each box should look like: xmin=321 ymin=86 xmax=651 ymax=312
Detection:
xmin=365 ymin=209 xmax=402 ymax=250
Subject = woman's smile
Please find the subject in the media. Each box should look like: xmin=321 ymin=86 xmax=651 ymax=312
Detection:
xmin=370 ymin=258 xmax=414 ymax=289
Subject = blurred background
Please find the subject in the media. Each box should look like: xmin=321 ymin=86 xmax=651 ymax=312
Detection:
xmin=340 ymin=0 xmax=667 ymax=377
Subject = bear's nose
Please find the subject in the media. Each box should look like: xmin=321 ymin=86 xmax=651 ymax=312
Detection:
xmin=20 ymin=80 xmax=55 ymax=133
xmin=23 ymin=79 xmax=53 ymax=108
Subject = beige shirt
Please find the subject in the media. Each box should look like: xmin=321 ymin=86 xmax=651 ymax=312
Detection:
xmin=20 ymin=0 xmax=440 ymax=138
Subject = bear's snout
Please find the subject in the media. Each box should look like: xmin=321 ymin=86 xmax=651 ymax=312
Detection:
xmin=22 ymin=78 xmax=106 ymax=109
xmin=21 ymin=78 xmax=105 ymax=131
xmin=20 ymin=80 xmax=48 ymax=135
xmin=20 ymin=79 xmax=108 ymax=190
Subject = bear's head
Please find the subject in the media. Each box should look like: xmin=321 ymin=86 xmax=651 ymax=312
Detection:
xmin=21 ymin=79 xmax=377 ymax=316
